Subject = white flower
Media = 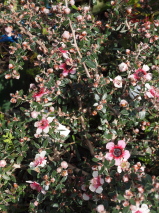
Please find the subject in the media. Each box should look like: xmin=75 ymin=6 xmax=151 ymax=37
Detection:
xmin=29 ymin=151 xmax=47 ymax=169
xmin=55 ymin=123 xmax=70 ymax=137
xmin=118 ymin=62 xmax=128 ymax=72
xmin=113 ymin=76 xmax=122 ymax=88
xmin=131 ymin=203 xmax=150 ymax=213
xmin=89 ymin=171 xmax=104 ymax=194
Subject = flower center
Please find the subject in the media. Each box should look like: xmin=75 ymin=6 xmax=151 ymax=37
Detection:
xmin=65 ymin=64 xmax=72 ymax=70
xmin=137 ymin=71 xmax=145 ymax=77
xmin=93 ymin=177 xmax=101 ymax=188
xmin=34 ymin=157 xmax=45 ymax=166
xmin=40 ymin=119 xmax=49 ymax=129
xmin=135 ymin=211 xmax=142 ymax=213
xmin=113 ymin=148 xmax=122 ymax=157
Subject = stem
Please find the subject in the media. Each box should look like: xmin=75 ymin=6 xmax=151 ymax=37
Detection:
xmin=68 ymin=163 xmax=89 ymax=176
xmin=65 ymin=0 xmax=91 ymax=78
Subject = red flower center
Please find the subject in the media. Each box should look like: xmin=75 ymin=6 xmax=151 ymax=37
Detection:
xmin=93 ymin=176 xmax=101 ymax=188
xmin=40 ymin=119 xmax=49 ymax=129
xmin=113 ymin=148 xmax=122 ymax=157
xmin=135 ymin=69 xmax=147 ymax=79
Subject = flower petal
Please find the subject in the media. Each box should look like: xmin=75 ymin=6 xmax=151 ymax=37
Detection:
xmin=123 ymin=150 xmax=130 ymax=160
xmin=106 ymin=142 xmax=114 ymax=150
xmin=118 ymin=140 xmax=126 ymax=149
xmin=92 ymin=171 xmax=98 ymax=178
xmin=89 ymin=184 xmax=96 ymax=192
xmin=115 ymin=158 xmax=121 ymax=166
xmin=36 ymin=128 xmax=42 ymax=134
xmin=43 ymin=126 xmax=49 ymax=133
xmin=105 ymin=153 xmax=113 ymax=161
xmin=96 ymin=186 xmax=103 ymax=194
xmin=47 ymin=117 xmax=54 ymax=123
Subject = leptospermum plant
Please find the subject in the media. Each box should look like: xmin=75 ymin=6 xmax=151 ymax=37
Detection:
xmin=0 ymin=0 xmax=159 ymax=212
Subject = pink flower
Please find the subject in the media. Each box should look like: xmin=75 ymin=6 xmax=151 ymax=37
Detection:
xmin=89 ymin=171 xmax=104 ymax=194
xmin=113 ymin=76 xmax=122 ymax=88
xmin=33 ymin=88 xmax=49 ymax=101
xmin=29 ymin=151 xmax=47 ymax=169
xmin=0 ymin=160 xmax=7 ymax=167
xmin=105 ymin=140 xmax=130 ymax=166
xmin=129 ymin=65 xmax=152 ymax=83
xmin=26 ymin=181 xmax=46 ymax=194
xmin=62 ymin=31 xmax=70 ymax=39
xmin=118 ymin=62 xmax=128 ymax=72
xmin=145 ymin=84 xmax=159 ymax=101
xmin=96 ymin=204 xmax=106 ymax=213
xmin=130 ymin=203 xmax=150 ymax=213
xmin=31 ymin=111 xmax=40 ymax=118
xmin=59 ymin=59 xmax=76 ymax=76
xmin=61 ymin=161 xmax=68 ymax=169
xmin=34 ymin=117 xmax=54 ymax=134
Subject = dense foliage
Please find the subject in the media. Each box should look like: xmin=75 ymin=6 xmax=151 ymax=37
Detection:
xmin=0 ymin=0 xmax=159 ymax=212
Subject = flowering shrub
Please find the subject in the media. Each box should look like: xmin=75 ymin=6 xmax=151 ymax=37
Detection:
xmin=0 ymin=0 xmax=159 ymax=212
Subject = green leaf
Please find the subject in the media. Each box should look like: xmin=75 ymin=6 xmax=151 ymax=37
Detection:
xmin=2 ymin=174 xmax=10 ymax=180
xmin=117 ymin=194 xmax=125 ymax=201
xmin=85 ymin=60 xmax=96 ymax=69
xmin=92 ymin=157 xmax=100 ymax=162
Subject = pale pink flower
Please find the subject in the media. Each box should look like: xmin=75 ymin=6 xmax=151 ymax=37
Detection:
xmin=122 ymin=174 xmax=129 ymax=182
xmin=130 ymin=203 xmax=150 ymax=213
xmin=105 ymin=140 xmax=130 ymax=166
xmin=31 ymin=111 xmax=40 ymax=119
xmin=96 ymin=204 xmax=106 ymax=213
xmin=105 ymin=176 xmax=112 ymax=183
xmin=119 ymin=100 xmax=128 ymax=107
xmin=33 ymin=88 xmax=49 ymax=101
xmin=34 ymin=117 xmax=54 ymax=134
xmin=9 ymin=64 xmax=14 ymax=69
xmin=62 ymin=31 xmax=70 ymax=39
xmin=83 ymin=6 xmax=90 ymax=13
xmin=5 ymin=26 xmax=13 ymax=36
xmin=113 ymin=76 xmax=122 ymax=88
xmin=61 ymin=161 xmax=68 ymax=169
xmin=118 ymin=62 xmax=128 ymax=72
xmin=26 ymin=181 xmax=46 ymax=194
xmin=117 ymin=159 xmax=130 ymax=173
xmin=63 ymin=7 xmax=71 ymax=14
xmin=34 ymin=201 xmax=39 ymax=206
xmin=145 ymin=84 xmax=159 ymax=101
xmin=29 ymin=151 xmax=47 ymax=169
xmin=89 ymin=171 xmax=104 ymax=194
xmin=69 ymin=0 xmax=75 ymax=5
xmin=76 ymin=15 xmax=83 ymax=22
xmin=0 ymin=160 xmax=7 ymax=167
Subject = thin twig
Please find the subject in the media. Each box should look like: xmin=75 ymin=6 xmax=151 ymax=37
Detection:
xmin=65 ymin=0 xmax=91 ymax=78
xmin=68 ymin=163 xmax=89 ymax=176
xmin=77 ymin=97 xmax=95 ymax=156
